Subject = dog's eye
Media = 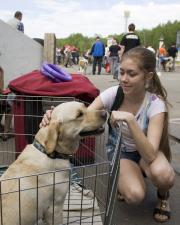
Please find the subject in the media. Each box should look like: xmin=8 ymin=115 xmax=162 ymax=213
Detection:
xmin=77 ymin=111 xmax=83 ymax=118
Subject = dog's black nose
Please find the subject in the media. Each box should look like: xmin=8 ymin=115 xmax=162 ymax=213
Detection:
xmin=101 ymin=110 xmax=107 ymax=120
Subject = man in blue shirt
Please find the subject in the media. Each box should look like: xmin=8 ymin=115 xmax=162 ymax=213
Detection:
xmin=90 ymin=36 xmax=105 ymax=75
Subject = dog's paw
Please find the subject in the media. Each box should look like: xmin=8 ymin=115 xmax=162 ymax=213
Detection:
xmin=72 ymin=183 xmax=94 ymax=198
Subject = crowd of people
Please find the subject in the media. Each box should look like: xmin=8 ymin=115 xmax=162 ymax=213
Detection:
xmin=54 ymin=23 xmax=179 ymax=78
xmin=56 ymin=45 xmax=80 ymax=67
xmin=88 ymin=24 xmax=178 ymax=77
xmin=4 ymin=10 xmax=178 ymax=75
xmin=88 ymin=23 xmax=141 ymax=77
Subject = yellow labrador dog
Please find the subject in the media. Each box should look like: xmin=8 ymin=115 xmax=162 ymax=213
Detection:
xmin=0 ymin=101 xmax=107 ymax=225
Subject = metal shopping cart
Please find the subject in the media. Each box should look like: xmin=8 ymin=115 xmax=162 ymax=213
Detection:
xmin=0 ymin=95 xmax=122 ymax=225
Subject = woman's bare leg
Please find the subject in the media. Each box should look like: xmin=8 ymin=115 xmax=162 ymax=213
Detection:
xmin=118 ymin=159 xmax=146 ymax=204
xmin=140 ymin=151 xmax=175 ymax=222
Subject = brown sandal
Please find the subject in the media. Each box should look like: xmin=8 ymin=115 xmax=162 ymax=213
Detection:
xmin=153 ymin=191 xmax=171 ymax=223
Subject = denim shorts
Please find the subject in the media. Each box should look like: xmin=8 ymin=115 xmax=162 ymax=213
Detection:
xmin=120 ymin=150 xmax=141 ymax=164
xmin=106 ymin=127 xmax=141 ymax=164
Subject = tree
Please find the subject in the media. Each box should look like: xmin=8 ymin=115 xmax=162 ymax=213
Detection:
xmin=56 ymin=20 xmax=180 ymax=53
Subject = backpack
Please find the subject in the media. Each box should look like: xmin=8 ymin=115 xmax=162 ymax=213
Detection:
xmin=108 ymin=85 xmax=124 ymax=132
xmin=107 ymin=85 xmax=124 ymax=163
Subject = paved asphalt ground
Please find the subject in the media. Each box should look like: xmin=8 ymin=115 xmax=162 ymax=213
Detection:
xmin=66 ymin=64 xmax=180 ymax=225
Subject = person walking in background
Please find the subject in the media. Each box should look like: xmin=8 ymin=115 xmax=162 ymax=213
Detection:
xmin=167 ymin=43 xmax=178 ymax=71
xmin=159 ymin=44 xmax=167 ymax=58
xmin=7 ymin=11 xmax=24 ymax=33
xmin=158 ymin=44 xmax=168 ymax=71
xmin=71 ymin=47 xmax=79 ymax=65
xmin=56 ymin=47 xmax=61 ymax=64
xmin=89 ymin=36 xmax=105 ymax=75
xmin=120 ymin=23 xmax=141 ymax=55
xmin=104 ymin=44 xmax=110 ymax=73
xmin=60 ymin=46 xmax=66 ymax=65
xmin=104 ymin=44 xmax=110 ymax=63
xmin=109 ymin=39 xmax=121 ymax=79
xmin=64 ymin=45 xmax=73 ymax=68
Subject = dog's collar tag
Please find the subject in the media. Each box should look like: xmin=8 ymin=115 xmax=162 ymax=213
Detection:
xmin=33 ymin=139 xmax=71 ymax=160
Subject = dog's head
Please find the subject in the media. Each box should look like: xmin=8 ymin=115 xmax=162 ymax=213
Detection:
xmin=35 ymin=102 xmax=107 ymax=155
xmin=165 ymin=57 xmax=173 ymax=71
xmin=79 ymin=58 xmax=88 ymax=68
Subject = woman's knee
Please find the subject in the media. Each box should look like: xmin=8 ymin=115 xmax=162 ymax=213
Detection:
xmin=149 ymin=162 xmax=175 ymax=187
xmin=122 ymin=187 xmax=145 ymax=204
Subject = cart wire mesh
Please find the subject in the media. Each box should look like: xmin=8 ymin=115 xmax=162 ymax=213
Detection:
xmin=0 ymin=94 xmax=121 ymax=225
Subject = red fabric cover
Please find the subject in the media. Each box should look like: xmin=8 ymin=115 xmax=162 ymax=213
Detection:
xmin=9 ymin=70 xmax=98 ymax=160
xmin=2 ymin=88 xmax=11 ymax=94
xmin=9 ymin=70 xmax=99 ymax=103
xmin=76 ymin=137 xmax=95 ymax=163
xmin=12 ymin=97 xmax=27 ymax=155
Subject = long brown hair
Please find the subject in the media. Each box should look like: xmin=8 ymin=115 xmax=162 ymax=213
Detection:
xmin=122 ymin=47 xmax=171 ymax=161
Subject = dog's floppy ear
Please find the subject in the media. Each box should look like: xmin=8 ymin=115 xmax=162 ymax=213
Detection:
xmin=45 ymin=120 xmax=60 ymax=154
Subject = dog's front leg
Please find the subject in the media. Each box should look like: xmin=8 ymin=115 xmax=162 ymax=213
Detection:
xmin=43 ymin=205 xmax=63 ymax=225
xmin=54 ymin=205 xmax=63 ymax=225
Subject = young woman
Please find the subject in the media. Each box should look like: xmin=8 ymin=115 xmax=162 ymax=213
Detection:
xmin=40 ymin=47 xmax=175 ymax=223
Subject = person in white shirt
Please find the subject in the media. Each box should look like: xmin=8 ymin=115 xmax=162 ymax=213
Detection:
xmin=89 ymin=47 xmax=174 ymax=223
xmin=7 ymin=11 xmax=24 ymax=33
xmin=40 ymin=47 xmax=175 ymax=223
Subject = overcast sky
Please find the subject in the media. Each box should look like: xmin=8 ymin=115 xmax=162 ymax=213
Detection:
xmin=0 ymin=0 xmax=180 ymax=39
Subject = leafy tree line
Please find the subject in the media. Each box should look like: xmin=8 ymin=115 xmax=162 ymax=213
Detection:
xmin=138 ymin=20 xmax=180 ymax=50
xmin=56 ymin=20 xmax=180 ymax=53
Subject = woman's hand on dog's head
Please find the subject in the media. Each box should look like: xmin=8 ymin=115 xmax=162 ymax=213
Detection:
xmin=39 ymin=106 xmax=54 ymax=128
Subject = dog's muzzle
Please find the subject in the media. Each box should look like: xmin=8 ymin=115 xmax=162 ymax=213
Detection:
xmin=79 ymin=110 xmax=108 ymax=137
